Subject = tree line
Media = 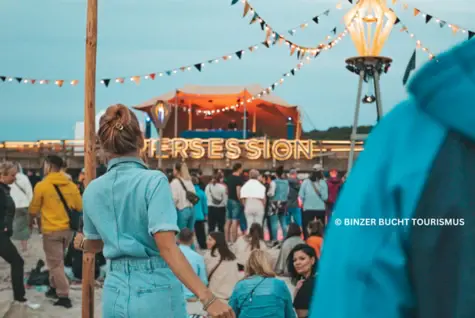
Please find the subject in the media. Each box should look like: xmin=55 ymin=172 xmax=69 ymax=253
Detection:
xmin=302 ymin=125 xmax=373 ymax=140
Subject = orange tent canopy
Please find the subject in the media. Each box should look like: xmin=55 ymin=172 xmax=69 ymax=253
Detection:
xmin=133 ymin=84 xmax=301 ymax=139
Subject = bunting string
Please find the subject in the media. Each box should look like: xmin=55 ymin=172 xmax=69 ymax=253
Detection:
xmin=391 ymin=0 xmax=475 ymax=40
xmin=0 ymin=42 xmax=270 ymax=88
xmin=202 ymin=18 xmax=352 ymax=116
xmin=232 ymin=0 xmax=358 ymax=59
xmin=286 ymin=9 xmax=331 ymax=36
xmin=394 ymin=14 xmax=437 ymax=61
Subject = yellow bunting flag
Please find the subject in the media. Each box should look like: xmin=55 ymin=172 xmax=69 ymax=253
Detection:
xmin=452 ymin=25 xmax=459 ymax=34
xmin=70 ymin=80 xmax=79 ymax=86
xmin=300 ymin=23 xmax=306 ymax=29
xmin=131 ymin=76 xmax=140 ymax=84
xmin=55 ymin=80 xmax=64 ymax=87
xmin=414 ymin=8 xmax=420 ymax=16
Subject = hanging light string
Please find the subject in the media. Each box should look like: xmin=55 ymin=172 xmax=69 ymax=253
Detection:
xmin=394 ymin=14 xmax=437 ymax=61
xmin=390 ymin=0 xmax=475 ymax=40
xmin=232 ymin=0 xmax=358 ymax=58
xmin=286 ymin=1 xmax=349 ymax=36
xmin=200 ymin=21 xmax=354 ymax=116
xmin=0 ymin=41 xmax=271 ymax=88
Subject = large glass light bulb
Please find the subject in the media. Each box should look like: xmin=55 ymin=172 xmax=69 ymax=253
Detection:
xmin=344 ymin=0 xmax=396 ymax=56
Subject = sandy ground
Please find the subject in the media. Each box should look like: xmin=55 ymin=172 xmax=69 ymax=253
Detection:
xmin=0 ymin=231 xmax=293 ymax=317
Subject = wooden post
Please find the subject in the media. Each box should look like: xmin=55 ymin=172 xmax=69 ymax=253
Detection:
xmin=82 ymin=0 xmax=98 ymax=317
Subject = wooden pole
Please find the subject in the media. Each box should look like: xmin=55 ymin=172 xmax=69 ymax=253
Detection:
xmin=82 ymin=0 xmax=98 ymax=317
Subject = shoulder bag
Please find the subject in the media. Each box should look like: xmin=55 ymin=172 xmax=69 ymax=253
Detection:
xmin=53 ymin=185 xmax=82 ymax=231
xmin=177 ymin=178 xmax=200 ymax=206
xmin=310 ymin=181 xmax=327 ymax=203
xmin=237 ymin=278 xmax=267 ymax=311
xmin=209 ymin=185 xmax=223 ymax=205
xmin=207 ymin=258 xmax=223 ymax=281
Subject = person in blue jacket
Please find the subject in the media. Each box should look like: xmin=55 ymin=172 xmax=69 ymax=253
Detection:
xmin=311 ymin=39 xmax=475 ymax=318
xmin=192 ymin=176 xmax=208 ymax=250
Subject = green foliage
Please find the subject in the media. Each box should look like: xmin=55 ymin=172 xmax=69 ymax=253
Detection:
xmin=303 ymin=126 xmax=373 ymax=140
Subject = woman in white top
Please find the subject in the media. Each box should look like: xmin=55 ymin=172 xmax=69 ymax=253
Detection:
xmin=169 ymin=162 xmax=196 ymax=231
xmin=10 ymin=163 xmax=33 ymax=252
xmin=205 ymin=232 xmax=241 ymax=300
xmin=205 ymin=173 xmax=228 ymax=233
xmin=240 ymin=169 xmax=266 ymax=227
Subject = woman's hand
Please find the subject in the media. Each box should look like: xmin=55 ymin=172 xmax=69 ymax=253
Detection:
xmin=74 ymin=232 xmax=85 ymax=250
xmin=205 ymin=299 xmax=235 ymax=318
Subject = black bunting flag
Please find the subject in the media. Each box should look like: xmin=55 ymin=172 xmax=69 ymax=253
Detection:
xmin=297 ymin=50 xmax=301 ymax=59
xmin=260 ymin=21 xmax=265 ymax=30
xmin=194 ymin=64 xmax=202 ymax=72
xmin=323 ymin=10 xmax=330 ymax=16
xmin=348 ymin=0 xmax=353 ymax=3
xmin=425 ymin=15 xmax=433 ymax=23
xmin=314 ymin=51 xmax=320 ymax=58
xmin=271 ymin=84 xmax=275 ymax=90
xmin=469 ymin=31 xmax=475 ymax=40
xmin=290 ymin=69 xmax=295 ymax=76
xmin=403 ymin=50 xmax=416 ymax=86
xmin=236 ymin=50 xmax=243 ymax=59
xmin=102 ymin=79 xmax=110 ymax=87
xmin=395 ymin=17 xmax=400 ymax=25
xmin=331 ymin=27 xmax=337 ymax=35
xmin=440 ymin=21 xmax=446 ymax=28
xmin=231 ymin=0 xmax=239 ymax=5
xmin=0 ymin=76 xmax=5 ymax=82
xmin=15 ymin=77 xmax=22 ymax=83
xmin=312 ymin=16 xmax=319 ymax=24
xmin=262 ymin=41 xmax=270 ymax=48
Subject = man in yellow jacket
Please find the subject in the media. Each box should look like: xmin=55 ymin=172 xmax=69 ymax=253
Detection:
xmin=29 ymin=155 xmax=82 ymax=309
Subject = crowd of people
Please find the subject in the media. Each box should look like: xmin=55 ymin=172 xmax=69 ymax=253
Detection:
xmin=0 ymin=104 xmax=344 ymax=317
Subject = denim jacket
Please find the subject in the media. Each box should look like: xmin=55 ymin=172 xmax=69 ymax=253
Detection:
xmin=229 ymin=276 xmax=296 ymax=318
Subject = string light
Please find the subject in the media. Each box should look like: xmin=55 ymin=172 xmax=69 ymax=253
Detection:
xmin=396 ymin=16 xmax=437 ymax=61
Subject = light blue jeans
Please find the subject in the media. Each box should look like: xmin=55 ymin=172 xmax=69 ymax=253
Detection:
xmin=177 ymin=207 xmax=195 ymax=231
xmin=103 ymin=256 xmax=187 ymax=318
xmin=269 ymin=214 xmax=288 ymax=240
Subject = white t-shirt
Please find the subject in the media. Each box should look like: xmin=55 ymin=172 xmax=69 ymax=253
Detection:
xmin=170 ymin=178 xmax=195 ymax=210
xmin=205 ymin=183 xmax=227 ymax=207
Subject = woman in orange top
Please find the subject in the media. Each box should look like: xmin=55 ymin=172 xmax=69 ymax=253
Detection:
xmin=306 ymin=220 xmax=324 ymax=258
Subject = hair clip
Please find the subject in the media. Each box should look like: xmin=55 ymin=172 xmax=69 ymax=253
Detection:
xmin=115 ymin=123 xmax=124 ymax=131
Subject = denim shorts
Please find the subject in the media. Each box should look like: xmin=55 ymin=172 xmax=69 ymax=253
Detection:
xmin=227 ymin=199 xmax=243 ymax=220
xmin=103 ymin=256 xmax=187 ymax=318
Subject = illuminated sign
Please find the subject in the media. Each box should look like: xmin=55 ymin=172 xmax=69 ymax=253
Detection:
xmin=143 ymin=138 xmax=324 ymax=161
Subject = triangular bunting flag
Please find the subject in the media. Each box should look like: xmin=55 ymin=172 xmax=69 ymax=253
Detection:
xmin=180 ymin=66 xmax=186 ymax=72
xmin=149 ymin=73 xmax=156 ymax=80
xmin=250 ymin=12 xmax=258 ymax=24
xmin=278 ymin=37 xmax=284 ymax=45
xmin=403 ymin=3 xmax=408 ymax=9
xmin=102 ymin=79 xmax=110 ymax=87
xmin=260 ymin=21 xmax=265 ymax=31
xmin=332 ymin=27 xmax=337 ymax=34
xmin=288 ymin=29 xmax=296 ymax=35
xmin=324 ymin=10 xmax=330 ymax=16
xmin=273 ymin=34 xmax=279 ymax=45
xmin=262 ymin=41 xmax=270 ymax=48
xmin=166 ymin=71 xmax=172 ymax=76
xmin=194 ymin=64 xmax=202 ymax=71
xmin=131 ymin=76 xmax=140 ymax=84
xmin=290 ymin=46 xmax=297 ymax=56
xmin=403 ymin=50 xmax=416 ymax=86
xmin=469 ymin=31 xmax=475 ymax=40
xmin=70 ymin=80 xmax=79 ymax=86
xmin=392 ymin=0 xmax=397 ymax=4
xmin=312 ymin=16 xmax=319 ymax=24
xmin=236 ymin=50 xmax=243 ymax=59
xmin=231 ymin=0 xmax=239 ymax=5
xmin=31 ymin=79 xmax=36 ymax=84
xmin=297 ymin=50 xmax=301 ymax=59
xmin=116 ymin=78 xmax=124 ymax=84
xmin=15 ymin=77 xmax=22 ymax=83
xmin=0 ymin=76 xmax=5 ymax=82
xmin=440 ymin=21 xmax=446 ymax=28
xmin=243 ymin=2 xmax=251 ymax=17
xmin=452 ymin=25 xmax=459 ymax=34
xmin=414 ymin=8 xmax=420 ymax=16
xmin=425 ymin=15 xmax=432 ymax=23
xmin=348 ymin=0 xmax=353 ymax=3
xmin=314 ymin=51 xmax=320 ymax=58
xmin=55 ymin=80 xmax=64 ymax=87
xmin=395 ymin=17 xmax=400 ymax=25
xmin=271 ymin=84 xmax=275 ymax=90
xmin=290 ymin=69 xmax=295 ymax=76
xmin=249 ymin=46 xmax=255 ymax=52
